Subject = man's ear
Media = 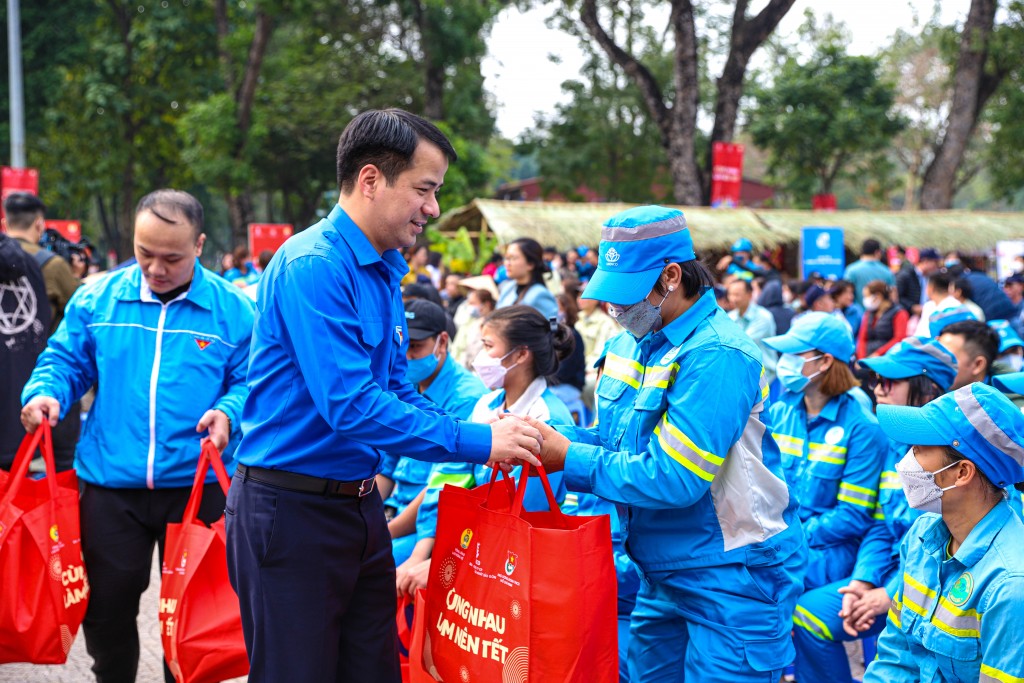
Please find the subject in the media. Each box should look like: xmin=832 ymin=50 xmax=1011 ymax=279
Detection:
xmin=357 ymin=164 xmax=383 ymax=200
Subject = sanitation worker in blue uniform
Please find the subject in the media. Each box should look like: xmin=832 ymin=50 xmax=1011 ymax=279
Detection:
xmin=527 ymin=206 xmax=806 ymax=682
xmin=865 ymin=382 xmax=1024 ymax=683
xmin=225 ymin=109 xmax=544 ymax=683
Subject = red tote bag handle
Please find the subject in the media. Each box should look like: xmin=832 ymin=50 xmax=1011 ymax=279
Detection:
xmin=510 ymin=462 xmax=561 ymax=518
xmin=0 ymin=422 xmax=57 ymax=509
xmin=179 ymin=440 xmax=232 ymax=527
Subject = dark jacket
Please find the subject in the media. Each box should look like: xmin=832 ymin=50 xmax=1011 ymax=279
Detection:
xmin=965 ymin=271 xmax=1016 ymax=321
xmin=863 ymin=304 xmax=907 ymax=357
xmin=758 ymin=280 xmax=795 ymax=335
xmin=895 ymin=268 xmax=923 ymax=313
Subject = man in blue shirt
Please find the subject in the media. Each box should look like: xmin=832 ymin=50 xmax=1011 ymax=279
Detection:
xmin=225 ymin=109 xmax=543 ymax=683
xmin=843 ymin=238 xmax=895 ymax=306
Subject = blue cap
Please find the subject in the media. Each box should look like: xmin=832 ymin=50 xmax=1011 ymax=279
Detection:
xmin=929 ymin=306 xmax=977 ymax=338
xmin=876 ymin=383 xmax=1024 ymax=487
xmin=732 ymin=237 xmax=753 ymax=253
xmin=994 ymin=371 xmax=1024 ymax=396
xmin=581 ymin=206 xmax=696 ymax=306
xmin=860 ymin=337 xmax=958 ymax=390
xmin=989 ymin=320 xmax=1024 ymax=353
xmin=763 ymin=312 xmax=855 ymax=362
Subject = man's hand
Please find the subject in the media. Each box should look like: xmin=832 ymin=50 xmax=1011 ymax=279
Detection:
xmin=843 ymin=586 xmax=891 ymax=635
xmin=397 ymin=558 xmax=432 ymax=597
xmin=196 ymin=409 xmax=231 ymax=451
xmin=521 ymin=416 xmax=570 ymax=473
xmin=838 ymin=580 xmax=880 ymax=637
xmin=488 ymin=415 xmax=542 ymax=468
xmin=21 ymin=396 xmax=61 ymax=433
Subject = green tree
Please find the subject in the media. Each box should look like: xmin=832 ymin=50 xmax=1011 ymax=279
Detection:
xmin=747 ymin=40 xmax=904 ymax=206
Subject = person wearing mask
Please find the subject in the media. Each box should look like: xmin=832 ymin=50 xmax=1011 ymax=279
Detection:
xmin=915 ymin=271 xmax=960 ymax=336
xmin=843 ymin=239 xmax=895 ymax=306
xmin=896 ymin=248 xmax=941 ymax=318
xmin=830 ymin=280 xmax=864 ymax=337
xmin=863 ymin=383 xmax=1024 ymax=683
xmin=383 ymin=299 xmax=488 ymax=575
xmin=497 ymin=237 xmax=558 ymax=320
xmin=937 ymin=319 xmax=1000 ymax=390
xmin=857 ymin=280 xmax=909 ymax=360
xmin=441 ymin=273 xmax=466 ymax=317
xmin=525 ymin=205 xmax=806 ymax=682
xmin=396 ymin=304 xmax=576 ymax=597
xmin=758 ymin=279 xmax=796 ymax=335
xmin=21 ymin=189 xmax=254 ymax=683
xmin=793 ymin=338 xmax=958 ymax=683
xmin=765 ymin=312 xmax=888 ymax=588
xmin=727 ymin=278 xmax=778 ymax=383
xmin=989 ymin=320 xmax=1024 ymax=374
xmin=449 ymin=285 xmax=496 ymax=370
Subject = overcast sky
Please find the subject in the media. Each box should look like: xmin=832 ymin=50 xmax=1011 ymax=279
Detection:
xmin=483 ymin=0 xmax=965 ymax=139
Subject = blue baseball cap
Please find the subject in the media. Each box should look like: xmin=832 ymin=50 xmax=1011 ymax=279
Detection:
xmin=764 ymin=312 xmax=856 ymax=362
xmin=860 ymin=337 xmax=958 ymax=390
xmin=994 ymin=371 xmax=1024 ymax=396
xmin=928 ymin=306 xmax=977 ymax=338
xmin=581 ymin=206 xmax=696 ymax=306
xmin=876 ymin=383 xmax=1024 ymax=487
xmin=989 ymin=320 xmax=1024 ymax=353
xmin=732 ymin=237 xmax=753 ymax=253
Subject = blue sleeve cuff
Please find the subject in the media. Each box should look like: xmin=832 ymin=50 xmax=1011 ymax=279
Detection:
xmin=564 ymin=443 xmax=596 ymax=494
xmin=457 ymin=421 xmax=491 ymax=464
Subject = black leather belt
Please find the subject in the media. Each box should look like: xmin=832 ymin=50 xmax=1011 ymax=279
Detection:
xmin=236 ymin=464 xmax=376 ymax=498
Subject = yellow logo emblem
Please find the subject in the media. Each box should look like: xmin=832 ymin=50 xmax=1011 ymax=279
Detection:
xmin=460 ymin=529 xmax=473 ymax=549
xmin=49 ymin=524 xmax=59 ymax=543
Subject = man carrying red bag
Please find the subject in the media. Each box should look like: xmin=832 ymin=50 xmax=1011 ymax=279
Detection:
xmin=21 ymin=189 xmax=254 ymax=683
xmin=527 ymin=206 xmax=808 ymax=682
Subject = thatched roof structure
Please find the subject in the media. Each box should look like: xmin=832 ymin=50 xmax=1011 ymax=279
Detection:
xmin=437 ymin=199 xmax=1024 ymax=253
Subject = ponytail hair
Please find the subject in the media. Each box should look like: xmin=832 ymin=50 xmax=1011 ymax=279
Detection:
xmin=484 ymin=305 xmax=575 ymax=378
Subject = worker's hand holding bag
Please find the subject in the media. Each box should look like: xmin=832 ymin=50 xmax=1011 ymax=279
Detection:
xmin=423 ymin=463 xmax=618 ymax=682
xmin=0 ymin=422 xmax=88 ymax=664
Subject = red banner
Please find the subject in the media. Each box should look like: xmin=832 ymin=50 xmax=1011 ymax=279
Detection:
xmin=45 ymin=220 xmax=82 ymax=243
xmin=248 ymin=223 xmax=293 ymax=258
xmin=812 ymin=194 xmax=837 ymax=211
xmin=1 ymin=167 xmax=40 ymax=220
xmin=711 ymin=143 xmax=744 ymax=208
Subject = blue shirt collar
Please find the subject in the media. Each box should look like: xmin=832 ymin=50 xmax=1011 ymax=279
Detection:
xmin=115 ymin=260 xmax=213 ymax=310
xmin=918 ymin=499 xmax=1013 ymax=567
xmin=327 ymin=204 xmax=408 ymax=278
xmin=660 ymin=288 xmax=718 ymax=347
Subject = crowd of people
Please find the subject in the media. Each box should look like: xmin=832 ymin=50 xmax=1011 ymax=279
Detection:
xmin=3 ymin=107 xmax=1024 ymax=683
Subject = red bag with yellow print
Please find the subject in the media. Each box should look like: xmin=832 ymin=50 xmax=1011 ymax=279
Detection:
xmin=422 ymin=464 xmax=618 ymax=682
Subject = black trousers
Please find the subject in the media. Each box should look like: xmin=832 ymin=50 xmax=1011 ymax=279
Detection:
xmin=79 ymin=481 xmax=226 ymax=683
xmin=225 ymin=471 xmax=400 ymax=683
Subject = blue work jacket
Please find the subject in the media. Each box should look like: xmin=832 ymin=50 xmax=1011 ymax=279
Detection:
xmin=381 ymin=356 xmax=487 ymax=510
xmin=866 ymin=501 xmax=1024 ymax=683
xmin=22 ymin=262 xmax=254 ymax=488
xmin=770 ymin=389 xmax=887 ymax=550
xmin=235 ymin=206 xmax=491 ymax=480
xmin=560 ymin=289 xmax=804 ymax=573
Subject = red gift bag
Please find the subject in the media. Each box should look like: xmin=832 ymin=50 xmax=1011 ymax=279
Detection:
xmin=159 ymin=441 xmax=248 ymax=683
xmin=0 ymin=422 xmax=89 ymax=664
xmin=422 ymin=464 xmax=618 ymax=682
xmin=400 ymin=588 xmax=437 ymax=683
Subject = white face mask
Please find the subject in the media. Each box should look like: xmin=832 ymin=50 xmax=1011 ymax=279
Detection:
xmin=472 ymin=349 xmax=519 ymax=390
xmin=863 ymin=296 xmax=880 ymax=312
xmin=1002 ymin=353 xmax=1024 ymax=373
xmin=895 ymin=449 xmax=959 ymax=514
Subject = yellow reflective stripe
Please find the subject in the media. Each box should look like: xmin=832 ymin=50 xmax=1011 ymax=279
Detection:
xmin=759 ymin=367 xmax=770 ymax=400
xmin=794 ymin=605 xmax=833 ymax=641
xmin=428 ymin=472 xmax=475 ymax=489
xmin=980 ymin=664 xmax=1024 ymax=683
xmin=773 ymin=433 xmax=804 ymax=456
xmin=808 ymin=442 xmax=848 ymax=465
xmin=563 ymin=493 xmax=579 ymax=508
xmin=880 ymin=470 xmax=901 ymax=489
xmin=604 ymin=353 xmax=643 ymax=389
xmin=642 ymin=363 xmax=678 ymax=389
xmin=931 ymin=596 xmax=981 ymax=638
xmin=902 ymin=573 xmax=937 ymax=618
xmin=655 ymin=417 xmax=724 ymax=483
xmin=809 ymin=442 xmax=848 ymax=454
xmin=838 ymin=482 xmax=878 ymax=509
xmin=873 ymin=506 xmax=885 ymax=521
xmin=888 ymin=597 xmax=903 ymax=628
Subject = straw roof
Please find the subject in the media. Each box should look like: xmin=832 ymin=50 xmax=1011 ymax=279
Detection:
xmin=437 ymin=199 xmax=1024 ymax=253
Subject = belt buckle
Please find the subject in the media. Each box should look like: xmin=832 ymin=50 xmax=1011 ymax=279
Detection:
xmin=358 ymin=477 xmax=375 ymax=497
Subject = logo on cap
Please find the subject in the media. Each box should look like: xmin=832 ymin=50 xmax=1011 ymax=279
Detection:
xmin=605 ymin=247 xmax=621 ymax=266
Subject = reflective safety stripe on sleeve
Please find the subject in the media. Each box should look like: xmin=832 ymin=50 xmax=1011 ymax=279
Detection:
xmin=980 ymin=664 xmax=1024 ymax=683
xmin=794 ymin=604 xmax=834 ymax=641
xmin=879 ymin=470 xmax=901 ymax=489
xmin=604 ymin=353 xmax=644 ymax=389
xmin=872 ymin=503 xmax=885 ymax=521
xmin=837 ymin=481 xmax=878 ymax=509
xmin=654 ymin=415 xmax=724 ymax=482
xmin=888 ymin=596 xmax=903 ymax=629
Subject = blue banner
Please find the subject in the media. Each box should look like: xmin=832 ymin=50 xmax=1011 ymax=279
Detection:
xmin=801 ymin=227 xmax=845 ymax=280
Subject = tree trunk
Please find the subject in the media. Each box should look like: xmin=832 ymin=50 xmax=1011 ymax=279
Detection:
xmin=227 ymin=191 xmax=254 ymax=248
xmin=423 ymin=61 xmax=445 ymax=120
xmin=919 ymin=0 xmax=997 ymax=209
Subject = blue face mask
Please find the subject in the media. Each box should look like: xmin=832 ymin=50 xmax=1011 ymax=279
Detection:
xmin=776 ymin=353 xmax=823 ymax=393
xmin=406 ymin=338 xmax=440 ymax=384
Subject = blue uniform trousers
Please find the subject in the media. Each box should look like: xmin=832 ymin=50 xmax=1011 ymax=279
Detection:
xmin=627 ymin=549 xmax=804 ymax=683
xmin=804 ymin=541 xmax=858 ymax=589
xmin=794 ymin=579 xmax=886 ymax=683
xmin=225 ymin=473 xmax=400 ymax=683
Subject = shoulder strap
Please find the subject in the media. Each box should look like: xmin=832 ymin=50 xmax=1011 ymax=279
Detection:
xmin=33 ymin=248 xmax=57 ymax=269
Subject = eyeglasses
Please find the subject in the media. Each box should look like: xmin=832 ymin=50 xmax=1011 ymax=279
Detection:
xmin=866 ymin=374 xmax=896 ymax=394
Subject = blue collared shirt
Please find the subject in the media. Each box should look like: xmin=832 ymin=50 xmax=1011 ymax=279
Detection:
xmin=235 ymin=206 xmax=491 ymax=480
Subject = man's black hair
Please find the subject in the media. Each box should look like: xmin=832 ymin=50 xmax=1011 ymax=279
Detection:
xmin=942 ymin=320 xmax=1000 ymax=374
xmin=336 ymin=109 xmax=457 ymax=194
xmin=862 ymin=238 xmax=882 ymax=256
xmin=135 ymin=189 xmax=204 ymax=239
xmin=3 ymin=192 xmax=45 ymax=230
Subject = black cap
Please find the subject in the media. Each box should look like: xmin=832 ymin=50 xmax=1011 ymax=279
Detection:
xmin=919 ymin=248 xmax=941 ymax=261
xmin=1005 ymin=273 xmax=1024 ymax=286
xmin=404 ymin=299 xmax=447 ymax=340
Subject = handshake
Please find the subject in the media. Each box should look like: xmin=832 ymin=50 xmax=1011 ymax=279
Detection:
xmin=485 ymin=414 xmax=571 ymax=473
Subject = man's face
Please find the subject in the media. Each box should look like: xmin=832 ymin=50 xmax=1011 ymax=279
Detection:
xmin=1004 ymin=281 xmax=1024 ymax=304
xmin=918 ymin=259 xmax=939 ymax=276
xmin=812 ymin=295 xmax=835 ymax=313
xmin=726 ymin=282 xmax=751 ymax=311
xmin=407 ymin=334 xmax=440 ymax=361
xmin=134 ymin=209 xmax=203 ymax=294
xmin=368 ymin=140 xmax=448 ymax=252
xmin=586 ymin=249 xmax=599 ymax=266
xmin=938 ymin=332 xmax=984 ymax=389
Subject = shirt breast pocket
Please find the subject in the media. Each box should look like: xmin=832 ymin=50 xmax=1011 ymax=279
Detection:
xmin=359 ymin=317 xmax=384 ymax=348
xmin=596 ymin=376 xmax=632 ymax=448
xmin=805 ymin=462 xmax=842 ymax=511
xmin=920 ymin=624 xmax=981 ymax=682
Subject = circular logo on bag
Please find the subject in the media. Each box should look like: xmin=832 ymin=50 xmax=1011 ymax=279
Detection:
xmin=49 ymin=554 xmax=62 ymax=582
xmin=49 ymin=524 xmax=59 ymax=543
xmin=502 ymin=647 xmax=530 ymax=683
xmin=440 ymin=557 xmax=458 ymax=588
xmin=510 ymin=599 xmax=523 ymax=620
xmin=949 ymin=572 xmax=974 ymax=607
xmin=824 ymin=426 xmax=845 ymax=445
xmin=460 ymin=666 xmax=470 ymax=682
